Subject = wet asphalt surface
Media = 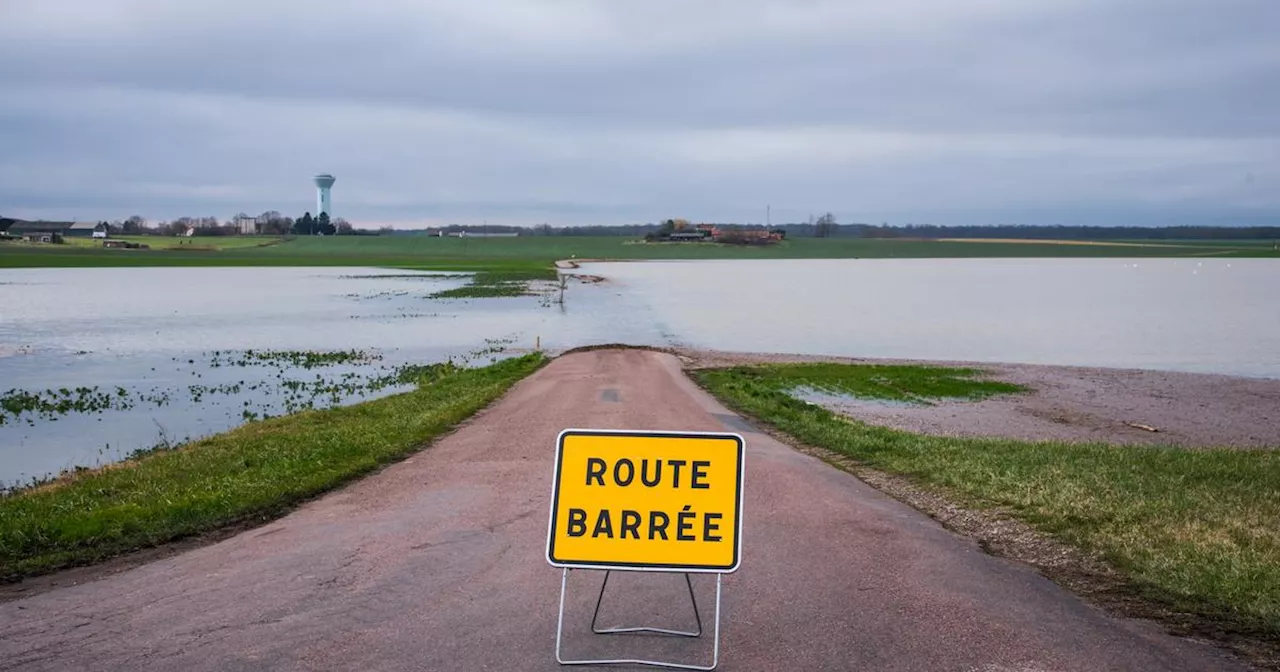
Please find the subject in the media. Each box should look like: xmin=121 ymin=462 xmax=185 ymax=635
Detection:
xmin=0 ymin=349 xmax=1248 ymax=670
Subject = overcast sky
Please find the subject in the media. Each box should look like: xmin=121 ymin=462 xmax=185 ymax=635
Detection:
xmin=2 ymin=0 xmax=1277 ymax=227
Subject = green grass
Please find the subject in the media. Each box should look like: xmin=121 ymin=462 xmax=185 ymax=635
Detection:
xmin=2 ymin=235 xmax=1276 ymax=270
xmin=750 ymin=362 xmax=1025 ymax=403
xmin=428 ymin=268 xmax=558 ymax=299
xmin=430 ymin=284 xmax=529 ymax=299
xmin=696 ymin=363 xmax=1280 ymax=639
xmin=0 ymin=354 xmax=545 ymax=580
xmin=59 ymin=235 xmax=286 ymax=251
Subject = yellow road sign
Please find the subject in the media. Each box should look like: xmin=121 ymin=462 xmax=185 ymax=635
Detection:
xmin=546 ymin=429 xmax=745 ymax=573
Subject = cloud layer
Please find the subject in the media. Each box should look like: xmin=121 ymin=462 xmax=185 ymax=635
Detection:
xmin=2 ymin=0 xmax=1277 ymax=226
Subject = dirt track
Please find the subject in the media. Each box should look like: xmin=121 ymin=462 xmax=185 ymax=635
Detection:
xmin=0 ymin=350 xmax=1249 ymax=670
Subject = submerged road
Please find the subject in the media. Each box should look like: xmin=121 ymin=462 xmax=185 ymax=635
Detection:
xmin=0 ymin=349 xmax=1246 ymax=671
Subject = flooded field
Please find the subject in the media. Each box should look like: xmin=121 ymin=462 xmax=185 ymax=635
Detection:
xmin=0 ymin=267 xmax=655 ymax=487
xmin=583 ymin=258 xmax=1280 ymax=378
xmin=4 ymin=258 xmax=1279 ymax=486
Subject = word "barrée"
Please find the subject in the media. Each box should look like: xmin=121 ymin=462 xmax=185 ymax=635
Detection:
xmin=565 ymin=506 xmax=723 ymax=542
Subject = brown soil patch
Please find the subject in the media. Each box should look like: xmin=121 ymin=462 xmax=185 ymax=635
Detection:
xmin=680 ymin=349 xmax=1280 ymax=448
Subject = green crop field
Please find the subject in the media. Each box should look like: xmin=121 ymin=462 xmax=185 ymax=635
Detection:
xmin=58 ymin=235 xmax=286 ymax=251
xmin=1 ymin=234 xmax=1276 ymax=271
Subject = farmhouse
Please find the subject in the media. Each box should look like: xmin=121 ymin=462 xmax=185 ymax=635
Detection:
xmin=2 ymin=220 xmax=103 ymax=239
xmin=66 ymin=221 xmax=101 ymax=237
xmin=4 ymin=220 xmax=70 ymax=243
xmin=648 ymin=221 xmax=785 ymax=245
xmin=5 ymin=220 xmax=70 ymax=238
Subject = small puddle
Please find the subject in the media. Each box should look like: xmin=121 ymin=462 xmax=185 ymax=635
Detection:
xmin=787 ymin=386 xmax=922 ymax=409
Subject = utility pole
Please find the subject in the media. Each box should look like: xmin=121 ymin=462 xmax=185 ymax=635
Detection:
xmin=766 ymin=205 xmax=771 ymax=228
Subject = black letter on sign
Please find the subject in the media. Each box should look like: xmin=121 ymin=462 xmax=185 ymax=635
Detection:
xmin=703 ymin=512 xmax=722 ymax=542
xmin=614 ymin=459 xmax=634 ymax=486
xmin=676 ymin=506 xmax=696 ymax=541
xmin=669 ymin=459 xmax=687 ymax=487
xmin=567 ymin=509 xmax=587 ymax=537
xmin=640 ymin=459 xmax=662 ymax=487
xmin=592 ymin=509 xmax=614 ymax=538
xmin=691 ymin=461 xmax=711 ymax=489
xmin=649 ymin=511 xmax=670 ymax=540
xmin=620 ymin=510 xmax=641 ymax=539
xmin=586 ymin=458 xmax=606 ymax=486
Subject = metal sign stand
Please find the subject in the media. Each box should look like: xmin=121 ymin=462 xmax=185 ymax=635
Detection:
xmin=555 ymin=568 xmax=723 ymax=671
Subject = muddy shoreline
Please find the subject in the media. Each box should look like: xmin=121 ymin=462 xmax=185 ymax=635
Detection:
xmin=676 ymin=349 xmax=1280 ymax=448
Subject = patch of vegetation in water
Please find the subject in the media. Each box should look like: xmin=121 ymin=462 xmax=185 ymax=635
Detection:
xmin=464 ymin=336 xmax=518 ymax=361
xmin=346 ymin=289 xmax=413 ymax=300
xmin=348 ymin=312 xmax=446 ymax=320
xmin=339 ymin=273 xmax=470 ymax=280
xmin=429 ymin=268 xmax=558 ymax=300
xmin=430 ymin=283 xmax=529 ymax=299
xmin=1 ymin=387 xmax=172 ymax=426
xmin=205 ymin=349 xmax=380 ymax=369
xmin=0 ymin=347 xmax=496 ymax=427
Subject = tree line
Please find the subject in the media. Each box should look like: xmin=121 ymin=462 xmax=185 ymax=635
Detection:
xmin=39 ymin=213 xmax=1278 ymax=240
xmin=443 ymin=218 xmax=1277 ymax=240
xmin=111 ymin=212 xmax=357 ymax=237
xmin=839 ymin=223 xmax=1280 ymax=240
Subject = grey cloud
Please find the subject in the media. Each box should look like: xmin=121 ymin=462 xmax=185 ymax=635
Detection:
xmin=0 ymin=0 xmax=1277 ymax=225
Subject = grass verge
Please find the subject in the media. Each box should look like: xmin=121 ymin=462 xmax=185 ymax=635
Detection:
xmin=0 ymin=354 xmax=545 ymax=580
xmin=695 ymin=363 xmax=1280 ymax=641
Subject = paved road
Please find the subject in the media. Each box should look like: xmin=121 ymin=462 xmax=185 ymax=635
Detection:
xmin=0 ymin=349 xmax=1247 ymax=671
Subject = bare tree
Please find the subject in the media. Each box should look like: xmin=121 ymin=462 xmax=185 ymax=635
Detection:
xmin=814 ymin=212 xmax=839 ymax=238
xmin=257 ymin=211 xmax=292 ymax=235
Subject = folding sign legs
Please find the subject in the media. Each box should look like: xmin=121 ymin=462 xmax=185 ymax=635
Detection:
xmin=592 ymin=570 xmax=702 ymax=637
xmin=556 ymin=568 xmax=723 ymax=671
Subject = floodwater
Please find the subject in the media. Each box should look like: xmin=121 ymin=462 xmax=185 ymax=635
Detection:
xmin=581 ymin=258 xmax=1280 ymax=377
xmin=0 ymin=267 xmax=659 ymax=486
xmin=3 ymin=259 xmax=1278 ymax=485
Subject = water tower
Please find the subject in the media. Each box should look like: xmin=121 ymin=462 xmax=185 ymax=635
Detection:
xmin=313 ymin=174 xmax=336 ymax=216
